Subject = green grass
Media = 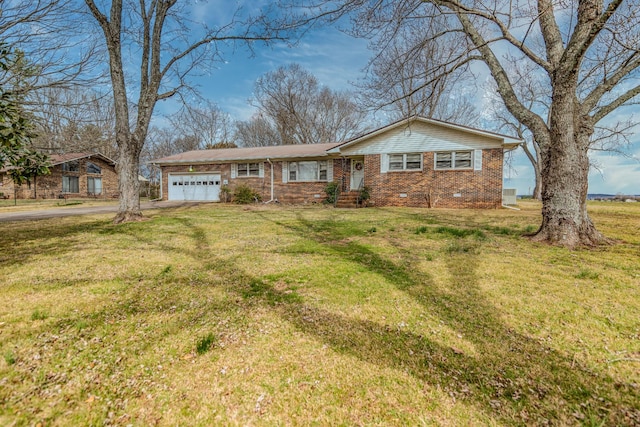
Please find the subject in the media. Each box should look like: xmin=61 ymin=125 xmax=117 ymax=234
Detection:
xmin=0 ymin=200 xmax=639 ymax=426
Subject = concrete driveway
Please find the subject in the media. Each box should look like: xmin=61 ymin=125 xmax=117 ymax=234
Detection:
xmin=0 ymin=200 xmax=210 ymax=222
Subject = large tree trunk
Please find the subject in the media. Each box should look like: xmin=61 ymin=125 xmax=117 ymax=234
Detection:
xmin=113 ymin=136 xmax=144 ymax=224
xmin=531 ymin=91 xmax=608 ymax=248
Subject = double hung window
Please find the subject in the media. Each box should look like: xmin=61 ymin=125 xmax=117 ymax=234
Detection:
xmin=288 ymin=161 xmax=328 ymax=181
xmin=387 ymin=153 xmax=422 ymax=171
xmin=237 ymin=162 xmax=260 ymax=177
xmin=435 ymin=151 xmax=473 ymax=170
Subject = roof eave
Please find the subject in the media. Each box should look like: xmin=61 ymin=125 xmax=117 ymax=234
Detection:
xmin=150 ymin=152 xmax=340 ymax=165
xmin=502 ymin=141 xmax=523 ymax=151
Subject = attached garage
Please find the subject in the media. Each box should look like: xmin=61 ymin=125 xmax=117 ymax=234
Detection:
xmin=168 ymin=173 xmax=221 ymax=201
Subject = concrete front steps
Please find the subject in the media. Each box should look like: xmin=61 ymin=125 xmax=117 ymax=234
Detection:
xmin=335 ymin=191 xmax=361 ymax=208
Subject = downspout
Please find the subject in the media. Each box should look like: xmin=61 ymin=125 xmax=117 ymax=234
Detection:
xmin=501 ymin=204 xmax=521 ymax=211
xmin=264 ymin=158 xmax=275 ymax=203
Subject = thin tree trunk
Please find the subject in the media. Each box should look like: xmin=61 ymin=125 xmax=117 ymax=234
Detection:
xmin=532 ymin=166 xmax=542 ymax=201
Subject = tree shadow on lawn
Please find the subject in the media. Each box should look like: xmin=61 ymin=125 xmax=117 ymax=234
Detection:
xmin=245 ymin=213 xmax=640 ymax=426
xmin=0 ymin=219 xmax=114 ymax=269
xmin=7 ymin=212 xmax=638 ymax=425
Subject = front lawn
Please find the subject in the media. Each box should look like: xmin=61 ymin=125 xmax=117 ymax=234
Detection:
xmin=1 ymin=201 xmax=638 ymax=425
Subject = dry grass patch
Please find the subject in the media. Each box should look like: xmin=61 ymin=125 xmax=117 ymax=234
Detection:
xmin=0 ymin=201 xmax=638 ymax=426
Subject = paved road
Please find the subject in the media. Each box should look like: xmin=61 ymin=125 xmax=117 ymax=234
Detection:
xmin=0 ymin=201 xmax=210 ymax=222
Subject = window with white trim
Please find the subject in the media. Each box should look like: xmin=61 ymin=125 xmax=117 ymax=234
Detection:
xmin=435 ymin=151 xmax=473 ymax=170
xmin=237 ymin=162 xmax=261 ymax=177
xmin=387 ymin=153 xmax=422 ymax=171
xmin=288 ymin=161 xmax=328 ymax=181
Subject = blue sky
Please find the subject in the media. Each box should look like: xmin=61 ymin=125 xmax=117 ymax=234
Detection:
xmin=162 ymin=20 xmax=640 ymax=197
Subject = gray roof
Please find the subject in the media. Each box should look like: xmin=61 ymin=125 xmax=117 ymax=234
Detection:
xmin=151 ymin=142 xmax=341 ymax=165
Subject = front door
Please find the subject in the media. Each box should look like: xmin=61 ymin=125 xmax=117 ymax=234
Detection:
xmin=350 ymin=158 xmax=365 ymax=190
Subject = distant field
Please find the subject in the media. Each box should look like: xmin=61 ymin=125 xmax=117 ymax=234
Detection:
xmin=1 ymin=201 xmax=638 ymax=426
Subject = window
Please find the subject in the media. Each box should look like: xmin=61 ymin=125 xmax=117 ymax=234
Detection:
xmin=288 ymin=161 xmax=327 ymax=181
xmin=387 ymin=153 xmax=422 ymax=171
xmin=62 ymin=161 xmax=79 ymax=172
xmin=87 ymin=177 xmax=102 ymax=195
xmin=62 ymin=176 xmax=79 ymax=193
xmin=435 ymin=151 xmax=473 ymax=170
xmin=87 ymin=162 xmax=102 ymax=174
xmin=237 ymin=162 xmax=260 ymax=177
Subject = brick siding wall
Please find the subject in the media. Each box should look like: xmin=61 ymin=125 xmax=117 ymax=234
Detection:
xmin=162 ymin=159 xmax=348 ymax=204
xmin=365 ymin=149 xmax=504 ymax=208
xmin=1 ymin=157 xmax=118 ymax=199
xmin=161 ymin=151 xmax=503 ymax=209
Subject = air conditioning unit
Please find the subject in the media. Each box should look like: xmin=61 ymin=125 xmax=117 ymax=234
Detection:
xmin=502 ymin=188 xmax=517 ymax=205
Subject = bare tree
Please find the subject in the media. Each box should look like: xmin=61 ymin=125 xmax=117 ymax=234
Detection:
xmin=290 ymin=0 xmax=640 ymax=248
xmin=170 ymin=101 xmax=235 ymax=149
xmin=487 ymin=57 xmax=637 ymax=202
xmin=362 ymin=19 xmax=478 ymax=123
xmin=250 ymin=64 xmax=368 ymax=145
xmin=0 ymin=0 xmax=101 ymax=94
xmin=83 ymin=0 xmax=288 ymax=223
xmin=29 ymin=87 xmax=117 ymax=158
xmin=235 ymin=113 xmax=282 ymax=147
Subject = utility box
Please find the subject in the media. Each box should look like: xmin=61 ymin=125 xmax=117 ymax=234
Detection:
xmin=502 ymin=188 xmax=517 ymax=205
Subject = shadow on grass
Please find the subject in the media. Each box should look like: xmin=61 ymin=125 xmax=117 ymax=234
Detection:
xmin=0 ymin=219 xmax=115 ymax=269
xmin=4 ymin=209 xmax=638 ymax=426
xmin=242 ymin=212 xmax=639 ymax=426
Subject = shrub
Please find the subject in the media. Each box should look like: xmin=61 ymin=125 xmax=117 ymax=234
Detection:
xmin=324 ymin=181 xmax=341 ymax=205
xmin=358 ymin=186 xmax=371 ymax=203
xmin=220 ymin=185 xmax=232 ymax=203
xmin=233 ymin=185 xmax=261 ymax=204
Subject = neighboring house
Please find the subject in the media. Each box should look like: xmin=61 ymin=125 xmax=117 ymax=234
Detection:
xmin=151 ymin=116 xmax=522 ymax=208
xmin=0 ymin=153 xmax=118 ymax=199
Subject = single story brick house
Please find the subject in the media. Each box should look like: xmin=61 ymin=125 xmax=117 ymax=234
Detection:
xmin=0 ymin=152 xmax=118 ymax=199
xmin=151 ymin=116 xmax=522 ymax=208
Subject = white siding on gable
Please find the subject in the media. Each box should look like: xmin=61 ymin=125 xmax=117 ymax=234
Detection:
xmin=340 ymin=121 xmax=503 ymax=156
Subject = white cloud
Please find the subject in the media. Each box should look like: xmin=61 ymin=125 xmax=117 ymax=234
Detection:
xmin=588 ymin=150 xmax=640 ymax=195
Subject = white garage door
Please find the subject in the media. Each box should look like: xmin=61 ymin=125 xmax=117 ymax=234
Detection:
xmin=168 ymin=174 xmax=221 ymax=201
